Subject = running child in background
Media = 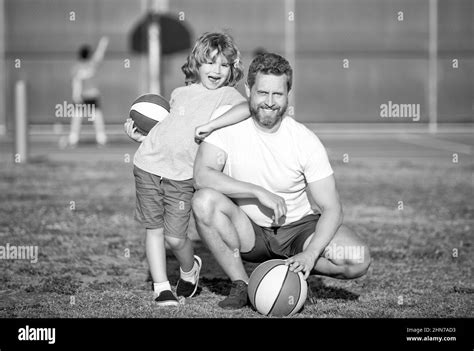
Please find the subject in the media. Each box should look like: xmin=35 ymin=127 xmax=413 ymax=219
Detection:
xmin=124 ymin=32 xmax=251 ymax=306
xmin=62 ymin=36 xmax=109 ymax=148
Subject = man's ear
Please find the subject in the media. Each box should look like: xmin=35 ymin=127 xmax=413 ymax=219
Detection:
xmin=245 ymin=83 xmax=251 ymax=98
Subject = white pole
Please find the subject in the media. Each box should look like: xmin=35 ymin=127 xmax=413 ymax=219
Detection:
xmin=284 ymin=0 xmax=296 ymax=115
xmin=14 ymin=80 xmax=28 ymax=163
xmin=428 ymin=0 xmax=438 ymax=133
xmin=140 ymin=0 xmax=148 ymax=93
xmin=0 ymin=0 xmax=5 ymax=135
xmin=148 ymin=22 xmax=160 ymax=94
xmin=148 ymin=0 xmax=168 ymax=94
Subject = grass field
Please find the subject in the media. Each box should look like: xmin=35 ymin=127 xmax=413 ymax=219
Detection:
xmin=0 ymin=132 xmax=473 ymax=318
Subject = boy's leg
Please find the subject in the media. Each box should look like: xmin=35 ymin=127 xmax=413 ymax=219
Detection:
xmin=166 ymin=236 xmax=194 ymax=272
xmin=146 ymin=227 xmax=179 ymax=306
xmin=134 ymin=166 xmax=178 ymax=305
xmin=146 ymin=227 xmax=167 ymax=283
xmin=166 ymin=236 xmax=201 ymax=298
xmin=92 ymin=108 xmax=107 ymax=145
xmin=68 ymin=112 xmax=82 ymax=146
xmin=163 ymin=178 xmax=201 ymax=298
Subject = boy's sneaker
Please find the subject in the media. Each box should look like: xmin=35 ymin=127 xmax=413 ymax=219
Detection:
xmin=218 ymin=280 xmax=249 ymax=310
xmin=176 ymin=255 xmax=202 ymax=298
xmin=154 ymin=290 xmax=179 ymax=307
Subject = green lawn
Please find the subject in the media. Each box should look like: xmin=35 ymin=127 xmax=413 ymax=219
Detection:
xmin=0 ymin=152 xmax=472 ymax=318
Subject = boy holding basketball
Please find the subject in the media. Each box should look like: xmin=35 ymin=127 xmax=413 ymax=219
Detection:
xmin=124 ymin=33 xmax=251 ymax=306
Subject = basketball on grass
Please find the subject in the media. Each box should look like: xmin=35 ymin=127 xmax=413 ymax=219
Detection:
xmin=248 ymin=259 xmax=308 ymax=316
xmin=129 ymin=93 xmax=170 ymax=135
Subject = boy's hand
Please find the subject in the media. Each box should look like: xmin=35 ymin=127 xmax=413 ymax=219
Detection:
xmin=124 ymin=118 xmax=146 ymax=143
xmin=194 ymin=123 xmax=214 ymax=144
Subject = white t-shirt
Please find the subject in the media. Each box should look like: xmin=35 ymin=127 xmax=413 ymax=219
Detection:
xmin=204 ymin=116 xmax=334 ymax=227
xmin=134 ymin=84 xmax=246 ymax=180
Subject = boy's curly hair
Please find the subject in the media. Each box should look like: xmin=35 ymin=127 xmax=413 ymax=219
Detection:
xmin=181 ymin=32 xmax=244 ymax=87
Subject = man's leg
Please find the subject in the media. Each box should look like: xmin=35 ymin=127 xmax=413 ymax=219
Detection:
xmin=192 ymin=188 xmax=255 ymax=283
xmin=305 ymin=225 xmax=371 ymax=279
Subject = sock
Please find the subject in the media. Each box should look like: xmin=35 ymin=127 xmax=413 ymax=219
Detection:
xmin=153 ymin=281 xmax=171 ymax=295
xmin=180 ymin=261 xmax=198 ymax=284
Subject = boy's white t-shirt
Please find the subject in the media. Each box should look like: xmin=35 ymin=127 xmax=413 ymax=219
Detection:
xmin=204 ymin=116 xmax=334 ymax=227
xmin=134 ymin=84 xmax=246 ymax=180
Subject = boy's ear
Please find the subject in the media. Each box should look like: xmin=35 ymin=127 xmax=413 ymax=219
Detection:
xmin=244 ymin=83 xmax=251 ymax=98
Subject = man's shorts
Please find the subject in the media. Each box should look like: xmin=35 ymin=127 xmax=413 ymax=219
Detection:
xmin=133 ymin=165 xmax=194 ymax=238
xmin=240 ymin=214 xmax=321 ymax=263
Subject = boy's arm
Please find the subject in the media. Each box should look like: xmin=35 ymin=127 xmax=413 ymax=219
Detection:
xmin=90 ymin=36 xmax=109 ymax=65
xmin=195 ymin=102 xmax=250 ymax=142
xmin=208 ymin=101 xmax=250 ymax=130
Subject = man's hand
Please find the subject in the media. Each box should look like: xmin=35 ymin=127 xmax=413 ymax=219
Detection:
xmin=194 ymin=123 xmax=213 ymax=144
xmin=285 ymin=251 xmax=317 ymax=280
xmin=124 ymin=118 xmax=146 ymax=143
xmin=255 ymin=188 xmax=287 ymax=225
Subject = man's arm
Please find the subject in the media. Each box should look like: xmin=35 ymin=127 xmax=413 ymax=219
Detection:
xmin=305 ymin=175 xmax=343 ymax=257
xmin=194 ymin=142 xmax=287 ymax=221
xmin=286 ymin=174 xmax=343 ymax=278
xmin=195 ymin=102 xmax=250 ymax=142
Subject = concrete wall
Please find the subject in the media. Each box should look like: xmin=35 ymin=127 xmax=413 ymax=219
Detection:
xmin=3 ymin=0 xmax=473 ymax=129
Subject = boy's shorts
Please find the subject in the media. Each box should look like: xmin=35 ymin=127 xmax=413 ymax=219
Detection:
xmin=240 ymin=213 xmax=321 ymax=263
xmin=133 ymin=165 xmax=194 ymax=238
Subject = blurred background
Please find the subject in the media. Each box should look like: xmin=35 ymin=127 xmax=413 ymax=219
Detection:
xmin=0 ymin=0 xmax=472 ymax=320
xmin=0 ymin=0 xmax=472 ymax=135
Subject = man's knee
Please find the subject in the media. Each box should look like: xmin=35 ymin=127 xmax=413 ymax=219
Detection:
xmin=191 ymin=188 xmax=221 ymax=225
xmin=342 ymin=245 xmax=371 ymax=279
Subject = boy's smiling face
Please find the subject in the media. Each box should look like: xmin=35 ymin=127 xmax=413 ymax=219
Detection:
xmin=198 ymin=50 xmax=231 ymax=90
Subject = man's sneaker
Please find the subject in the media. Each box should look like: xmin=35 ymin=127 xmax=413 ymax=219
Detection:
xmin=218 ymin=280 xmax=249 ymax=310
xmin=176 ymin=255 xmax=202 ymax=298
xmin=154 ymin=289 xmax=179 ymax=307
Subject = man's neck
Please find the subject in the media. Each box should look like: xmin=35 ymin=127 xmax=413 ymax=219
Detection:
xmin=251 ymin=116 xmax=284 ymax=134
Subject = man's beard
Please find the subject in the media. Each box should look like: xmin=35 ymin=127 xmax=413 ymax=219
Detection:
xmin=250 ymin=102 xmax=288 ymax=128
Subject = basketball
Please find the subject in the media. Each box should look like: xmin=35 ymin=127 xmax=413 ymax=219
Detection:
xmin=248 ymin=259 xmax=308 ymax=316
xmin=129 ymin=93 xmax=170 ymax=135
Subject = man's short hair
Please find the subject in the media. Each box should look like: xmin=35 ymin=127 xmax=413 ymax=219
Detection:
xmin=247 ymin=53 xmax=293 ymax=92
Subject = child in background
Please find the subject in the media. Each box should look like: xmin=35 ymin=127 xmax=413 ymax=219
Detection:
xmin=124 ymin=32 xmax=251 ymax=306
xmin=61 ymin=36 xmax=109 ymax=148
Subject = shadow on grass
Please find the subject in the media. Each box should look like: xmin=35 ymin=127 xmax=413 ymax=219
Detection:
xmin=144 ymin=242 xmax=358 ymax=300
xmin=200 ymin=277 xmax=233 ymax=296
xmin=308 ymin=277 xmax=359 ymax=301
xmin=200 ymin=275 xmax=358 ymax=301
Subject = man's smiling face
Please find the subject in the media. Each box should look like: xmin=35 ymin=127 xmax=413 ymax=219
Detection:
xmin=248 ymin=72 xmax=289 ymax=130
